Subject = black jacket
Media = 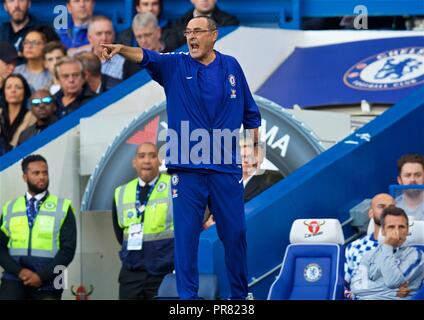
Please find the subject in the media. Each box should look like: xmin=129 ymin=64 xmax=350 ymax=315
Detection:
xmin=54 ymin=83 xmax=96 ymax=119
xmin=0 ymin=14 xmax=59 ymax=64
xmin=17 ymin=115 xmax=58 ymax=145
xmin=244 ymin=170 xmax=283 ymax=202
xmin=163 ymin=6 xmax=239 ymax=51
xmin=99 ymin=74 xmax=121 ymax=93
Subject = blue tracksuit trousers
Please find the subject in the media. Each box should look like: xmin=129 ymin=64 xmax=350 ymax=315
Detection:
xmin=170 ymin=170 xmax=248 ymax=300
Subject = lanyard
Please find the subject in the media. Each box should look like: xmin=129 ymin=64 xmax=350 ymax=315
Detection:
xmin=135 ymin=180 xmax=158 ymax=221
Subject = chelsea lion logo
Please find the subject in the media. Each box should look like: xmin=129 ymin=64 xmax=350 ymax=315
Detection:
xmin=43 ymin=202 xmax=56 ymax=210
xmin=228 ymin=74 xmax=236 ymax=87
xmin=343 ymin=47 xmax=424 ymax=91
xmin=157 ymin=182 xmax=167 ymax=192
xmin=171 ymin=175 xmax=179 ymax=186
xmin=304 ymin=263 xmax=323 ymax=282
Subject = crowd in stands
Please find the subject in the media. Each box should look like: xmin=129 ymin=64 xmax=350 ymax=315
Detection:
xmin=0 ymin=0 xmax=421 ymax=156
xmin=0 ymin=0 xmax=240 ymax=155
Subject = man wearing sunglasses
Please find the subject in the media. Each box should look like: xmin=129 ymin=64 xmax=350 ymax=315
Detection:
xmin=17 ymin=89 xmax=57 ymax=145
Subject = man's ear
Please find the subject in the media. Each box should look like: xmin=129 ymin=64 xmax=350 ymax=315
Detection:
xmin=397 ymin=176 xmax=402 ymax=185
xmin=22 ymin=173 xmax=28 ymax=183
xmin=368 ymin=208 xmax=373 ymax=219
xmin=212 ymin=30 xmax=218 ymax=42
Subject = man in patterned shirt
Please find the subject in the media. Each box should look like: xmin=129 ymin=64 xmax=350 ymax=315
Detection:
xmin=344 ymin=193 xmax=395 ymax=297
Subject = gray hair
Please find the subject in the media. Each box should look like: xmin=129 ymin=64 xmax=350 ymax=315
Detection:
xmin=54 ymin=56 xmax=84 ymax=79
xmin=87 ymin=15 xmax=114 ymax=35
xmin=132 ymin=12 xmax=159 ymax=31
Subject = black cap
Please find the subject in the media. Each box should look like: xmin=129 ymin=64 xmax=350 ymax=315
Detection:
xmin=0 ymin=41 xmax=18 ymax=64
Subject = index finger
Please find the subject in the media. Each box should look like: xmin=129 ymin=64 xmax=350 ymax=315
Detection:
xmin=100 ymin=44 xmax=114 ymax=51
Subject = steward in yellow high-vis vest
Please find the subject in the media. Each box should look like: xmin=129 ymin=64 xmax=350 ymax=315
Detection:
xmin=0 ymin=155 xmax=76 ymax=300
xmin=112 ymin=143 xmax=174 ymax=299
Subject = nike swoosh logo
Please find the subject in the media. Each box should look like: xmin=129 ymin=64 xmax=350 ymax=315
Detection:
xmin=238 ymin=178 xmax=243 ymax=184
xmin=186 ymin=76 xmax=193 ymax=80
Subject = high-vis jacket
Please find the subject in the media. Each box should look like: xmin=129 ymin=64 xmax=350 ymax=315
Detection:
xmin=114 ymin=173 xmax=174 ymax=274
xmin=1 ymin=194 xmax=72 ymax=258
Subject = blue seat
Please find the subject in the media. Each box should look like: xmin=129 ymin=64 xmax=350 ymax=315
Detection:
xmin=268 ymin=218 xmax=345 ymax=300
xmin=412 ymin=284 xmax=424 ymax=300
xmin=155 ymin=273 xmax=219 ymax=300
xmin=406 ymin=220 xmax=424 ymax=300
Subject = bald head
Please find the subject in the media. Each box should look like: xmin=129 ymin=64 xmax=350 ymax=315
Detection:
xmin=30 ymin=89 xmax=51 ymax=100
xmin=369 ymin=193 xmax=395 ymax=226
xmin=133 ymin=142 xmax=160 ymax=183
xmin=134 ymin=142 xmax=158 ymax=155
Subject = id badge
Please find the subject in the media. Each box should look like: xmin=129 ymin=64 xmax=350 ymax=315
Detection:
xmin=127 ymin=223 xmax=143 ymax=251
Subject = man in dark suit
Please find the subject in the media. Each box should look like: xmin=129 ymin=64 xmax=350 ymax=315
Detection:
xmin=203 ymin=138 xmax=283 ymax=229
xmin=241 ymin=139 xmax=283 ymax=202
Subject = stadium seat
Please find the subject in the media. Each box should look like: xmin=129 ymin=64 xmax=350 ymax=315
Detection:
xmin=405 ymin=220 xmax=424 ymax=251
xmin=412 ymin=285 xmax=424 ymax=300
xmin=406 ymin=220 xmax=424 ymax=300
xmin=267 ymin=219 xmax=345 ymax=300
xmin=155 ymin=273 xmax=219 ymax=300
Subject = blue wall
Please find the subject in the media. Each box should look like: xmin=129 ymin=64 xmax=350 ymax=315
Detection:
xmin=198 ymin=85 xmax=424 ymax=299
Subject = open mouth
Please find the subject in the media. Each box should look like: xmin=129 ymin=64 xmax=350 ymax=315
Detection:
xmin=190 ymin=43 xmax=200 ymax=51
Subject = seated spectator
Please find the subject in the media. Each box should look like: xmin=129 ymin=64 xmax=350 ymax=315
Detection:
xmin=0 ymin=74 xmax=35 ymax=150
xmin=88 ymin=16 xmax=129 ymax=80
xmin=241 ymin=137 xmax=283 ymax=202
xmin=0 ymin=42 xmax=18 ymax=100
xmin=344 ymin=193 xmax=395 ymax=298
xmin=76 ymin=52 xmax=120 ymax=94
xmin=0 ymin=0 xmax=58 ymax=60
xmin=57 ymin=0 xmax=95 ymax=56
xmin=350 ymin=207 xmax=424 ymax=300
xmin=163 ymin=0 xmax=239 ymax=51
xmin=17 ymin=89 xmax=57 ymax=145
xmin=136 ymin=0 xmax=167 ymax=28
xmin=43 ymin=41 xmax=67 ymax=95
xmin=132 ymin=13 xmax=166 ymax=52
xmin=203 ymin=136 xmax=282 ymax=229
xmin=396 ymin=154 xmax=424 ymax=220
xmin=118 ymin=1 xmax=170 ymax=51
xmin=15 ymin=30 xmax=51 ymax=91
xmin=117 ymin=12 xmax=167 ymax=76
xmin=53 ymin=57 xmax=96 ymax=119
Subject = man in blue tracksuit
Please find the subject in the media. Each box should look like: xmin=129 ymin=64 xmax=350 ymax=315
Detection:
xmin=101 ymin=16 xmax=261 ymax=300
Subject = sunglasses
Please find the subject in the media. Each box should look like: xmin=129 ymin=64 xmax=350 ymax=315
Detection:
xmin=31 ymin=96 xmax=53 ymax=107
